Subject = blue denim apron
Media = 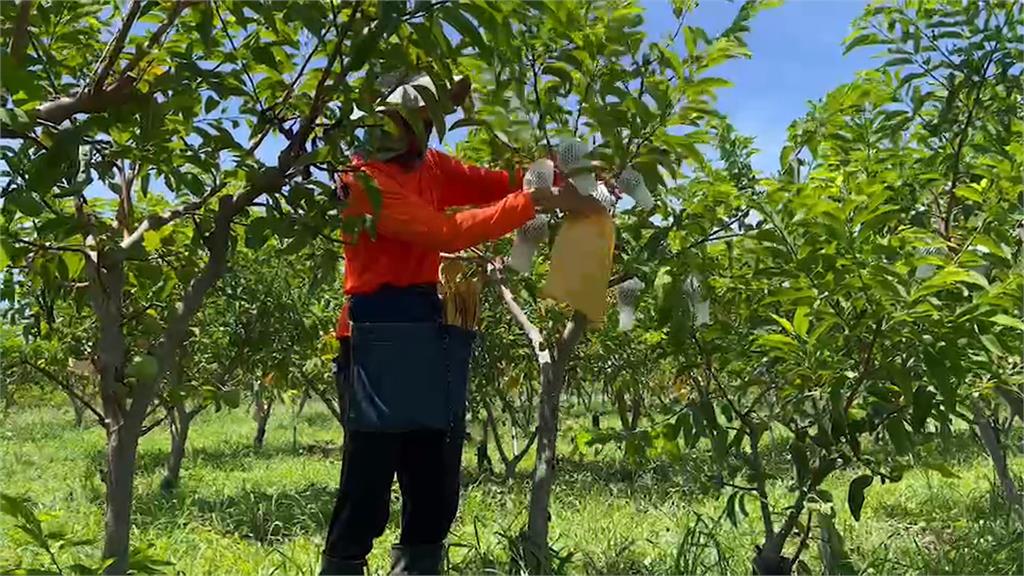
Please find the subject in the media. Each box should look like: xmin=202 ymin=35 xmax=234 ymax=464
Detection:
xmin=339 ymin=285 xmax=475 ymax=432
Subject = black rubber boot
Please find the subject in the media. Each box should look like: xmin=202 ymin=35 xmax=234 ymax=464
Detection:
xmin=319 ymin=553 xmax=367 ymax=576
xmin=389 ymin=543 xmax=444 ymax=575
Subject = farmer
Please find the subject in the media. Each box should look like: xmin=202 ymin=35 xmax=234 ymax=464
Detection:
xmin=320 ymin=74 xmax=601 ymax=575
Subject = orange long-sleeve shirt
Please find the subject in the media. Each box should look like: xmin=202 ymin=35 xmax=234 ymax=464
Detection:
xmin=335 ymin=149 xmax=532 ymax=337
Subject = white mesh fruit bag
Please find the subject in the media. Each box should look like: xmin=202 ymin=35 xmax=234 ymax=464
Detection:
xmin=509 ymin=159 xmax=555 ymax=273
xmin=615 ymin=277 xmax=644 ymax=331
xmin=556 ymin=138 xmax=598 ymax=196
xmin=617 ymin=166 xmax=653 ymax=210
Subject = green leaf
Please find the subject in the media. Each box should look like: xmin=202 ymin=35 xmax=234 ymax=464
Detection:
xmin=755 ymin=333 xmax=799 ymax=358
xmin=843 ymin=32 xmax=883 ymax=54
xmin=921 ymin=461 xmax=960 ymax=479
xmin=203 ymin=96 xmax=219 ymax=115
xmin=885 ymin=418 xmax=912 ymax=455
xmin=291 ymin=146 xmax=331 ymax=172
xmin=448 ymin=117 xmax=488 ymax=131
xmin=410 ymin=82 xmax=447 ymax=143
xmin=441 ymin=6 xmax=486 ymax=49
xmin=222 ymin=389 xmax=241 ymax=409
xmin=0 ymin=107 xmax=34 ymax=132
xmin=542 ymin=62 xmax=574 ymax=88
xmin=847 ymin=474 xmax=873 ymax=521
xmin=792 ymin=306 xmax=809 ymax=338
xmin=6 ymin=191 xmax=46 ymax=217
xmin=988 ymin=314 xmax=1024 ymax=331
xmin=911 ymin=386 xmax=935 ymax=432
xmin=980 ymin=334 xmax=1005 ymax=358
xmin=725 ymin=491 xmax=739 ymax=527
xmin=913 ymin=267 xmax=989 ymax=299
xmin=770 ymin=313 xmax=795 ymax=335
xmin=62 ymin=252 xmax=85 ymax=279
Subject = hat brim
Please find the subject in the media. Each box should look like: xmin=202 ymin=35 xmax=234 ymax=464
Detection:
xmin=350 ymin=75 xmax=472 ymax=121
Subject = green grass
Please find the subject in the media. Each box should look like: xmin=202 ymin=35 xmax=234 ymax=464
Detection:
xmin=1 ymin=401 xmax=1021 ymax=575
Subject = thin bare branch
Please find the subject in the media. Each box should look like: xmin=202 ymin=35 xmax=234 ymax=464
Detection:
xmin=493 ymin=270 xmax=545 ymax=356
xmin=90 ymin=0 xmax=143 ymax=94
xmin=116 ymin=0 xmax=196 ymax=84
xmin=556 ymin=311 xmax=588 ymax=359
xmin=120 ymin=183 xmax=225 ymax=251
xmin=12 ymin=237 xmax=89 ymax=255
xmin=22 ymin=360 xmax=105 ymax=427
xmin=286 ymin=2 xmax=361 ymax=162
xmin=139 ymin=412 xmax=168 ymax=436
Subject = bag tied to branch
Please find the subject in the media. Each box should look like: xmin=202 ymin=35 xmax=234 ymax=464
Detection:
xmin=542 ymin=211 xmax=615 ymax=324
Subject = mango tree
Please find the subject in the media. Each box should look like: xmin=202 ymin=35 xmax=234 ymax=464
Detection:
xmin=841 ymin=0 xmax=1023 ymax=515
xmin=0 ymin=266 xmax=100 ymax=427
xmin=448 ymin=0 xmax=773 ymax=569
xmin=640 ymin=2 xmax=1023 ymax=568
xmin=0 ymin=0 xmax=483 ymax=569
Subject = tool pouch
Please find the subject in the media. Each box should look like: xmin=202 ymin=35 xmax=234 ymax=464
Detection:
xmin=342 ymin=322 xmax=475 ymax=432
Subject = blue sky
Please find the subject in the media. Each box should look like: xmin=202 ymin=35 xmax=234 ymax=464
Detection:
xmin=641 ymin=0 xmax=875 ymax=172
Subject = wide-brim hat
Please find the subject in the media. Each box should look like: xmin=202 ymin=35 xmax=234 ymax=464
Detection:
xmin=351 ymin=73 xmax=472 ymax=121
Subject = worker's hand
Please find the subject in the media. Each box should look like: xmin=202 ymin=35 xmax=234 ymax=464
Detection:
xmin=529 ymin=180 xmax=605 ymax=216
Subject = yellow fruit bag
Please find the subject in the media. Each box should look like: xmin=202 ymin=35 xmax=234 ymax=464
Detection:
xmin=542 ymin=212 xmax=615 ymax=324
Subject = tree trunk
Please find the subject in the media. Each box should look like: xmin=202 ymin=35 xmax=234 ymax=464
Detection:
xmin=161 ymin=404 xmax=197 ymax=491
xmin=629 ymin=392 xmax=642 ymax=431
xmin=86 ymin=251 xmax=137 ymax=575
xmin=253 ymin=394 xmax=274 ymax=450
xmin=973 ymin=401 xmax=1023 ymax=518
xmin=312 ymin=383 xmax=343 ymax=425
xmin=101 ymin=414 xmax=140 ymax=575
xmin=476 ymin=418 xmax=494 ymax=475
xmin=524 ymin=313 xmax=587 ymax=573
xmin=69 ymin=391 xmax=86 ymax=427
xmin=614 ymin=387 xmax=631 ymax=431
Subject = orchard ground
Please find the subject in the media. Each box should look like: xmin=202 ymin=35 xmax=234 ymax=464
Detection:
xmin=2 ymin=398 xmax=1021 ymax=575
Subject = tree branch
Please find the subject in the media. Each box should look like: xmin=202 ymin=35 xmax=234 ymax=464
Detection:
xmin=116 ymin=0 xmax=196 ymax=84
xmin=139 ymin=411 xmax=168 ymax=436
xmin=493 ymin=271 xmax=546 ymax=358
xmin=31 ymin=0 xmax=194 ymax=125
xmin=556 ymin=311 xmax=588 ymax=360
xmin=127 ymin=171 xmax=281 ymax=423
xmin=120 ymin=183 xmax=225 ymax=251
xmin=941 ymin=55 xmax=991 ymax=239
xmin=12 ymin=237 xmax=89 ymax=255
xmin=9 ymin=0 xmax=33 ymax=64
xmin=791 ymin=509 xmax=814 ymax=568
xmin=22 ymin=360 xmax=105 ymax=427
xmin=483 ymin=399 xmax=512 ymax=467
xmin=90 ymin=0 xmax=143 ymax=94
xmin=285 ymin=2 xmax=360 ymax=163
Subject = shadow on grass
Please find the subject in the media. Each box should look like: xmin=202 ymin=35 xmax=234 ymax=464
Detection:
xmin=134 ymin=482 xmax=341 ymax=545
xmin=91 ymin=440 xmax=344 ymax=481
xmin=461 ymin=451 xmax=718 ymax=499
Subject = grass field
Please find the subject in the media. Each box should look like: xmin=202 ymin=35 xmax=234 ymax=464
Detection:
xmin=1 ymin=401 xmax=1021 ymax=575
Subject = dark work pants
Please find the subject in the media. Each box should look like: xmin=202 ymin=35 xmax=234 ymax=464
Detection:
xmin=322 ymin=428 xmax=464 ymax=561
xmin=321 ymin=285 xmax=464 ymax=563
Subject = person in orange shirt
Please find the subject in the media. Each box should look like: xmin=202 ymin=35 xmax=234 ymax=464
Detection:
xmin=320 ymin=74 xmax=600 ymax=576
